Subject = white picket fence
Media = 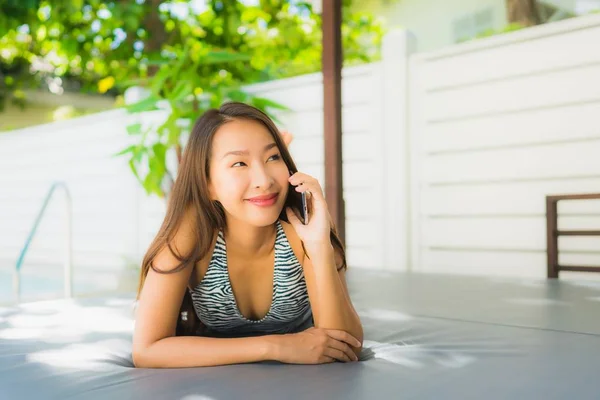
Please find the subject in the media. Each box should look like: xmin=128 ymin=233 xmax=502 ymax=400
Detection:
xmin=2 ymin=13 xmax=600 ymax=297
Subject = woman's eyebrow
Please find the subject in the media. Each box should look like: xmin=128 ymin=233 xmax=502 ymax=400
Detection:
xmin=221 ymin=142 xmax=278 ymax=159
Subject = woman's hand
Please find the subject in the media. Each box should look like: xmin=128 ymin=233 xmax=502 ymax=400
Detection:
xmin=286 ymin=172 xmax=333 ymax=251
xmin=273 ymin=327 xmax=361 ymax=364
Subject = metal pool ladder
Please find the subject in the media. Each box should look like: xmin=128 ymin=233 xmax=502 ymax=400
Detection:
xmin=14 ymin=182 xmax=73 ymax=303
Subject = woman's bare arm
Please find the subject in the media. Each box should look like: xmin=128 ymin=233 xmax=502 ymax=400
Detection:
xmin=300 ymin=245 xmax=363 ymax=357
xmin=132 ymin=209 xmax=280 ymax=368
xmin=133 ymin=334 xmax=280 ymax=368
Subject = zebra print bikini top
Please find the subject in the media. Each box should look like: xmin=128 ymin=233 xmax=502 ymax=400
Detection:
xmin=190 ymin=220 xmax=313 ymax=337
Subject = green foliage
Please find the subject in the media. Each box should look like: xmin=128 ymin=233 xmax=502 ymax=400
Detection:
xmin=1 ymin=1 xmax=384 ymax=109
xmin=1 ymin=0 xmax=148 ymax=110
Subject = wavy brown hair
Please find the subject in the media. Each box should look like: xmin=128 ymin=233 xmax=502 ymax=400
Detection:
xmin=135 ymin=102 xmax=347 ymax=336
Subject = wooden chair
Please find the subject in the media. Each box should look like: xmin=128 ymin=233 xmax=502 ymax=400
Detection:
xmin=546 ymin=193 xmax=600 ymax=278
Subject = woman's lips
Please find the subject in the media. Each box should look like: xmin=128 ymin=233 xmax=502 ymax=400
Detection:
xmin=246 ymin=193 xmax=278 ymax=207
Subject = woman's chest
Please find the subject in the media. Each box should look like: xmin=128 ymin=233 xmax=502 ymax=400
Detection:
xmin=227 ymin=253 xmax=275 ymax=321
xmin=191 ymin=249 xmax=311 ymax=330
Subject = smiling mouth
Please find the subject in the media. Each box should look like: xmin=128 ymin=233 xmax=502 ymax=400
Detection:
xmin=246 ymin=193 xmax=279 ymax=206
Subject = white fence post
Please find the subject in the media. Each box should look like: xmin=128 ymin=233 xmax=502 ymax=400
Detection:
xmin=380 ymin=29 xmax=417 ymax=271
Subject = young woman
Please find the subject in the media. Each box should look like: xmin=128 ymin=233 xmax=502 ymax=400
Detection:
xmin=132 ymin=102 xmax=363 ymax=368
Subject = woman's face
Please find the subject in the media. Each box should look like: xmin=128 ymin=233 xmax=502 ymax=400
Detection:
xmin=208 ymin=119 xmax=290 ymax=227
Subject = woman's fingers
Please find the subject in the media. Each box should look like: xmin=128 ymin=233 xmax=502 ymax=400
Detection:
xmin=289 ymin=173 xmax=318 ymax=190
xmin=326 ymin=338 xmax=358 ymax=362
xmin=324 ymin=347 xmax=353 ymax=363
xmin=293 ymin=180 xmax=326 ymax=208
xmin=323 ymin=329 xmax=362 ymax=348
xmin=288 ymin=172 xmax=329 ymax=222
xmin=289 ymin=173 xmax=321 ymax=194
xmin=320 ymin=355 xmax=336 ymax=364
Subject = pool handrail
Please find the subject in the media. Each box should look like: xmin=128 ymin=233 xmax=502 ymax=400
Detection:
xmin=14 ymin=182 xmax=73 ymax=303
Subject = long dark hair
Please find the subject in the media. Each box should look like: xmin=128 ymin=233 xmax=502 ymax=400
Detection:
xmin=136 ymin=102 xmax=347 ymax=336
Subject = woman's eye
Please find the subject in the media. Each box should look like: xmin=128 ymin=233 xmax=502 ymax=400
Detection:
xmin=231 ymin=155 xmax=279 ymax=168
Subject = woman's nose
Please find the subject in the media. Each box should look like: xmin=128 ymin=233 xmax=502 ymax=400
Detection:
xmin=250 ymin=163 xmax=274 ymax=189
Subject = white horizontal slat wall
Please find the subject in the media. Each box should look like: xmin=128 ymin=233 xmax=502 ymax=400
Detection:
xmin=0 ymin=109 xmax=163 ymax=294
xmin=409 ymin=14 xmax=600 ymax=279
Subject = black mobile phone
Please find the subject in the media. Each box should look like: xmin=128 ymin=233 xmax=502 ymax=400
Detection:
xmin=289 ymin=170 xmax=308 ymax=225
xmin=301 ymin=191 xmax=308 ymax=225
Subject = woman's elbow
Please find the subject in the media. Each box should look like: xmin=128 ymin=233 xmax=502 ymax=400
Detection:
xmin=132 ymin=348 xmax=147 ymax=368
xmin=132 ymin=343 xmax=156 ymax=368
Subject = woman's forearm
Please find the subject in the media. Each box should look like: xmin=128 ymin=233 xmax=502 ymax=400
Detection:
xmin=133 ymin=334 xmax=280 ymax=368
xmin=304 ymin=245 xmax=364 ymax=347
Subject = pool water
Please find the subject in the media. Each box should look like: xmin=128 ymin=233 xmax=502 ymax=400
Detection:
xmin=0 ymin=269 xmax=116 ymax=304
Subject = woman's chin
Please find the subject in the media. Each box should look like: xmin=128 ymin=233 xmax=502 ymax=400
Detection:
xmin=240 ymin=209 xmax=277 ymax=226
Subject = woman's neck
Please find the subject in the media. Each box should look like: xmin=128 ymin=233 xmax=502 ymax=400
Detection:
xmin=223 ymin=219 xmax=277 ymax=258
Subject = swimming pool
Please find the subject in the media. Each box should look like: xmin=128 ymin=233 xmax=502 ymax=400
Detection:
xmin=0 ymin=268 xmax=124 ymax=304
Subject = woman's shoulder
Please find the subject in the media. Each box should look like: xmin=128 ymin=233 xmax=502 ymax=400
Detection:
xmin=279 ymin=219 xmax=305 ymax=265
